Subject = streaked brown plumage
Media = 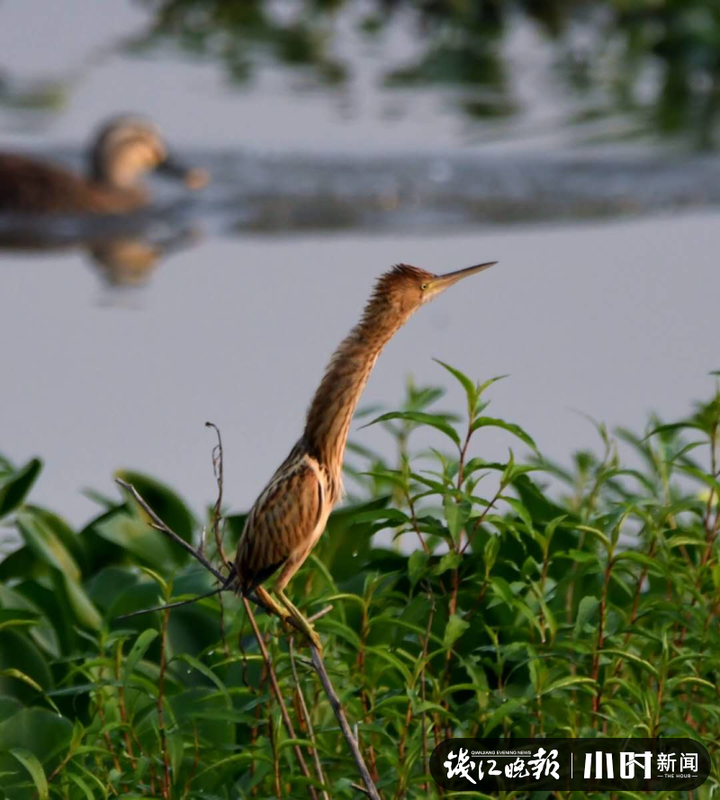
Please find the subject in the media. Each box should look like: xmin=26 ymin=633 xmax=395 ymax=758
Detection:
xmin=235 ymin=261 xmax=496 ymax=649
xmin=0 ymin=115 xmax=208 ymax=215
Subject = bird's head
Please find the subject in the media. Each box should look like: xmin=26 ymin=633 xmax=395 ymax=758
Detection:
xmin=375 ymin=262 xmax=497 ymax=318
xmin=88 ymin=115 xmax=209 ymax=190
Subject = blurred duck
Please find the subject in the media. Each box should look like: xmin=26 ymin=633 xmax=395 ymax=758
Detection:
xmin=0 ymin=116 xmax=208 ymax=214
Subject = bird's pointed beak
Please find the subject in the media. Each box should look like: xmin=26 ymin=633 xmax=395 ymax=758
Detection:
xmin=431 ymin=261 xmax=497 ymax=292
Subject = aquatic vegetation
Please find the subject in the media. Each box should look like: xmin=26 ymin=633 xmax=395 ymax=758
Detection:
xmin=135 ymin=0 xmax=720 ymax=148
xmin=0 ymin=366 xmax=718 ymax=797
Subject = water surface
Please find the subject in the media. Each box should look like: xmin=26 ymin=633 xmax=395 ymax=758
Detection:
xmin=1 ymin=0 xmax=718 ymax=530
xmin=3 ymin=214 xmax=718 ymax=526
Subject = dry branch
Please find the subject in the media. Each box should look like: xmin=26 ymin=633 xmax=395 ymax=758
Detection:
xmin=242 ymin=596 xmax=319 ymax=800
xmin=114 ymin=476 xmax=382 ymax=800
xmin=289 ymin=638 xmax=330 ymax=800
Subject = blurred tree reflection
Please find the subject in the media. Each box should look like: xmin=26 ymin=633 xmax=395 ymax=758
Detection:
xmin=136 ymin=0 xmax=720 ymax=148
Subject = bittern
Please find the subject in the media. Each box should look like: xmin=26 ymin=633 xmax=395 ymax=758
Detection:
xmin=235 ymin=261 xmax=496 ymax=650
xmin=0 ymin=115 xmax=208 ymax=215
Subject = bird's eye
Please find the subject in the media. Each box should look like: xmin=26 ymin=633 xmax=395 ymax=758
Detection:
xmin=421 ymin=283 xmax=428 ymax=291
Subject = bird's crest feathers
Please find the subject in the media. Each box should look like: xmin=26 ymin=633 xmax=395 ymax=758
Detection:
xmin=369 ymin=263 xmax=435 ymax=302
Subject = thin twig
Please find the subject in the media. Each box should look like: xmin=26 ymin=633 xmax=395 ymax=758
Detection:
xmin=290 ymin=638 xmax=330 ymax=800
xmin=268 ymin=713 xmax=283 ymax=798
xmin=118 ymin=477 xmax=381 ymax=800
xmin=157 ymin=607 xmax=171 ymax=799
xmin=95 ymin=674 xmax=123 ymax=793
xmin=355 ymin=598 xmax=379 ymax=782
xmin=182 ymin=724 xmax=201 ymax=799
xmin=205 ymin=426 xmax=232 ymax=656
xmin=116 ymin=478 xmax=226 ymax=583
xmin=310 ymin=648 xmax=381 ymax=800
xmin=420 ymin=598 xmax=435 ymax=796
xmin=308 ymin=605 xmax=334 ymax=623
xmin=206 ymin=421 xmax=232 ymax=570
xmin=114 ymin=642 xmax=137 ymax=771
xmin=116 ymin=584 xmax=229 ymax=619
xmin=243 ymin=597 xmax=319 ymax=800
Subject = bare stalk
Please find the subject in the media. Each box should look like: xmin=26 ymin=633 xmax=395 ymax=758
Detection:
xmin=242 ymin=597 xmax=318 ymax=799
xmin=309 ymin=647 xmax=381 ymax=800
xmin=116 ymin=478 xmax=226 ymax=583
xmin=206 ymin=421 xmax=232 ymax=571
xmin=114 ymin=642 xmax=137 ymax=771
xmin=157 ymin=607 xmax=171 ymax=799
xmin=117 ymin=477 xmax=381 ymax=800
xmin=289 ymin=639 xmax=331 ymax=800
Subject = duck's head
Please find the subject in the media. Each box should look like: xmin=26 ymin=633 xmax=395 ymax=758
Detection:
xmin=88 ymin=116 xmax=208 ymax=190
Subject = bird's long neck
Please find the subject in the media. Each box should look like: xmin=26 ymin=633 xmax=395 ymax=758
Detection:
xmin=303 ymin=294 xmax=410 ymax=473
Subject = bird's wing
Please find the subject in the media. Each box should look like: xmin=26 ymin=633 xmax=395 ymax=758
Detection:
xmin=235 ymin=455 xmax=323 ymax=595
xmin=0 ymin=153 xmax=93 ymax=213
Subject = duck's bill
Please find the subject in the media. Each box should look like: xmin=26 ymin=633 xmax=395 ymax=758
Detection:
xmin=158 ymin=156 xmax=209 ymax=189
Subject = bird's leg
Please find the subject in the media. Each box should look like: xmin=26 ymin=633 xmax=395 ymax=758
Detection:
xmin=276 ymin=589 xmax=323 ymax=652
xmin=256 ymin=585 xmax=291 ymax=622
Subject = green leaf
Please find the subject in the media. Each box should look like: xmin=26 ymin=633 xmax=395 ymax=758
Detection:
xmin=122 ymin=629 xmax=158 ymax=681
xmin=9 ymin=748 xmax=48 ymax=800
xmin=16 ymin=511 xmax=81 ymax=582
xmin=613 ymin=551 xmax=665 ymax=573
xmin=489 ymin=576 xmax=515 ymax=608
xmin=0 ymin=586 xmax=60 ymax=658
xmin=540 ymin=676 xmax=597 ymax=696
xmin=576 ymin=524 xmax=611 ymax=551
xmin=483 ymin=535 xmax=499 ymax=572
xmin=602 ymin=649 xmax=659 ymax=678
xmin=167 ymin=728 xmax=184 ymax=777
xmin=347 ymin=508 xmax=409 ymax=525
xmin=0 ymin=459 xmax=42 ymax=519
xmin=433 ymin=360 xmax=477 ymax=419
xmin=470 ymin=417 xmax=537 ymax=450
xmin=94 ymin=511 xmax=177 ymax=570
xmin=0 ymin=668 xmax=59 ymax=714
xmin=176 ymin=654 xmax=230 ymax=702
xmin=60 ymin=573 xmax=102 ymax=630
xmin=476 ymin=374 xmax=509 ymax=398
xmin=443 ymin=614 xmax=469 ymax=649
xmin=434 ymin=551 xmax=462 ymax=577
xmin=666 ymin=534 xmax=705 ymax=549
xmin=408 ymin=550 xmax=429 ymax=588
xmin=363 ymin=411 xmax=460 ymax=447
xmin=574 ymin=596 xmax=599 ymax=639
xmin=0 ymin=609 xmax=40 ymax=633
xmin=679 ymin=465 xmax=720 ymax=495
xmin=0 ymin=709 xmax=72 ymax=759
xmin=444 ymin=497 xmax=471 ymax=545
xmin=364 ymin=647 xmax=412 ymax=684
xmin=502 ymin=496 xmax=534 ymax=534
xmin=483 ymin=698 xmax=525 ymax=736
xmin=644 ymin=422 xmax=705 ymax=441
xmin=665 ymin=676 xmax=716 ymax=691
xmin=67 ymin=773 xmax=95 ymax=800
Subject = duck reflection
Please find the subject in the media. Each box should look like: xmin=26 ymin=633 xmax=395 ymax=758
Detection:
xmin=87 ymin=227 xmax=200 ymax=287
xmin=0 ymin=225 xmax=201 ymax=288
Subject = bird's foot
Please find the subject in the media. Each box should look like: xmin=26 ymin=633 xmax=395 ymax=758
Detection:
xmin=298 ymin=622 xmax=323 ymax=654
xmin=255 ymin=585 xmax=292 ymax=623
xmin=282 ymin=612 xmax=323 ymax=653
xmin=276 ymin=589 xmax=323 ymax=654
